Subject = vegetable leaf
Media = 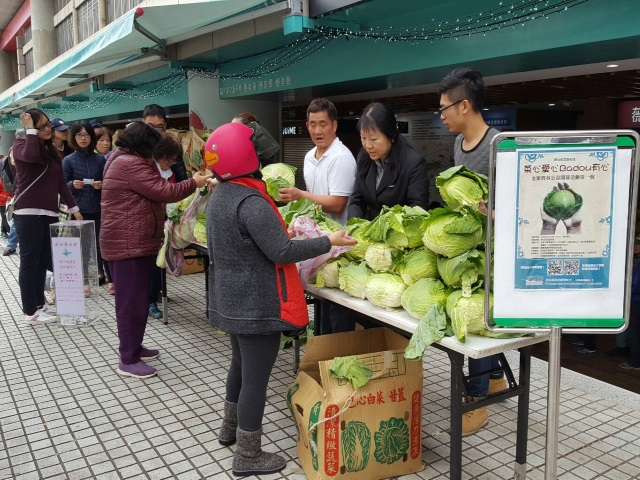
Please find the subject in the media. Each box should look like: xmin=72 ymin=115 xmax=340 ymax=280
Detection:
xmin=404 ymin=304 xmax=448 ymax=360
xmin=330 ymin=356 xmax=373 ymax=390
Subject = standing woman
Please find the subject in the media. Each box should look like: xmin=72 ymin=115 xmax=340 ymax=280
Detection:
xmin=204 ymin=123 xmax=356 ymax=476
xmin=13 ymin=109 xmax=82 ymax=323
xmin=347 ymin=102 xmax=429 ymax=220
xmin=100 ymin=122 xmax=211 ymax=379
xmin=62 ymin=121 xmax=106 ymax=297
xmin=93 ymin=125 xmax=115 ymax=293
xmin=50 ymin=118 xmax=74 ymax=158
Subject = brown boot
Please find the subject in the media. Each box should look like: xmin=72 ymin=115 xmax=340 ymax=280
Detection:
xmin=462 ymin=407 xmax=488 ymax=437
xmin=488 ymin=377 xmax=508 ymax=395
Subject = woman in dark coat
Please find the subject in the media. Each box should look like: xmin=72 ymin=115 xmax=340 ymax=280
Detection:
xmin=348 ymin=102 xmax=429 ymax=220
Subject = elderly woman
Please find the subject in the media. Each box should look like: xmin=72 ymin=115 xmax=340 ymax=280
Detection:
xmin=100 ymin=122 xmax=210 ymax=379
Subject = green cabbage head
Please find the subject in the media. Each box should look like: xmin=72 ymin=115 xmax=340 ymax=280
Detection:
xmin=542 ymin=188 xmax=583 ymax=220
xmin=345 ymin=218 xmax=373 ymax=261
xmin=315 ymin=258 xmax=347 ymax=289
xmin=446 ymin=289 xmax=493 ymax=342
xmin=339 ymin=262 xmax=372 ymax=299
xmin=400 ymin=277 xmax=447 ymax=320
xmin=422 ymin=207 xmax=485 ymax=258
xmin=396 ymin=247 xmax=438 ymax=285
xmin=365 ymin=273 xmax=406 ymax=310
xmin=364 ymin=243 xmax=400 ymax=272
xmin=437 ymin=249 xmax=485 ymax=297
xmin=261 ymin=163 xmax=296 ymax=201
xmin=436 ymin=165 xmax=488 ymax=211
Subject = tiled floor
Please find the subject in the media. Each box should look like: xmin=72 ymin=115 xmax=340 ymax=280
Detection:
xmin=1 ymin=239 xmax=640 ymax=479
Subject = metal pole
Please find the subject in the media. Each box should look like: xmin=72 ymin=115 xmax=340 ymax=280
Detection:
xmin=545 ymin=327 xmax=562 ymax=480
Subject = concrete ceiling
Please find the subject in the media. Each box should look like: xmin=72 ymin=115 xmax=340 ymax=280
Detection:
xmin=0 ymin=0 xmax=23 ymax=32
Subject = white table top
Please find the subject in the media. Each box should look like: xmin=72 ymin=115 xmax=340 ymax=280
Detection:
xmin=305 ymin=285 xmax=549 ymax=359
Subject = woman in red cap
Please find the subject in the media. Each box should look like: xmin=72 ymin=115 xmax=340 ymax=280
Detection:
xmin=204 ymin=122 xmax=356 ymax=477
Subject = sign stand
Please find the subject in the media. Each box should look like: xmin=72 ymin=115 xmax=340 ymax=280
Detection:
xmin=486 ymin=130 xmax=639 ymax=480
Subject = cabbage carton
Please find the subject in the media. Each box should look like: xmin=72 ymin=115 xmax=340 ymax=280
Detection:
xmin=287 ymin=327 xmax=423 ymax=479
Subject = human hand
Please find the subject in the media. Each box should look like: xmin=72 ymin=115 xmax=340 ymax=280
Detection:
xmin=73 ymin=180 xmax=85 ymax=190
xmin=206 ymin=177 xmax=219 ymax=192
xmin=73 ymin=211 xmax=83 ymax=221
xmin=278 ymin=187 xmax=303 ymax=203
xmin=193 ymin=171 xmax=212 ymax=188
xmin=20 ymin=112 xmax=34 ymax=129
xmin=92 ymin=180 xmax=102 ymax=190
xmin=562 ymin=208 xmax=583 ymax=234
xmin=540 ymin=207 xmax=559 ymax=235
xmin=328 ymin=230 xmax=357 ymax=247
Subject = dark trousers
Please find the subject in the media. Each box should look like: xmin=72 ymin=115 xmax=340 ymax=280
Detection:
xmin=149 ymin=264 xmax=162 ymax=304
xmin=226 ymin=333 xmax=280 ymax=432
xmin=468 ymin=355 xmax=503 ymax=397
xmin=628 ymin=302 xmax=640 ymax=367
xmin=14 ymin=215 xmax=57 ymax=315
xmin=0 ymin=206 xmax=9 ymax=235
xmin=110 ymin=256 xmax=153 ymax=364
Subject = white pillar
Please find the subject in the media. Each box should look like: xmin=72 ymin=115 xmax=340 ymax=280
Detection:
xmin=30 ymin=0 xmax=57 ymax=70
xmin=0 ymin=51 xmax=14 ymax=93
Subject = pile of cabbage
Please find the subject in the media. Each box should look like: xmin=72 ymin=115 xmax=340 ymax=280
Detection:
xmin=303 ymin=165 xmax=520 ymax=360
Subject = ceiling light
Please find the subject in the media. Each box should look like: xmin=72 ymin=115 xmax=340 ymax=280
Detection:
xmin=548 ymin=103 xmax=556 ymax=106
xmin=483 ymin=108 xmax=489 ymax=111
xmin=606 ymin=64 xmax=619 ymax=68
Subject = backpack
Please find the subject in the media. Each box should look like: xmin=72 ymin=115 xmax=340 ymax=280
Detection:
xmin=0 ymin=156 xmax=15 ymax=193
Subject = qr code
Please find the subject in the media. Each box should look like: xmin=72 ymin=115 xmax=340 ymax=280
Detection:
xmin=547 ymin=259 xmax=563 ymax=275
xmin=564 ymin=259 xmax=580 ymax=276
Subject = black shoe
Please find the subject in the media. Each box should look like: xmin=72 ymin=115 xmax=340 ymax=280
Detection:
xmin=2 ymin=248 xmax=16 ymax=256
xmin=605 ymin=346 xmax=630 ymax=357
xmin=574 ymin=346 xmax=596 ymax=354
xmin=619 ymin=361 xmax=640 ymax=371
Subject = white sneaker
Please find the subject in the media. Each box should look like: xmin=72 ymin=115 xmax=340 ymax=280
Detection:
xmin=40 ymin=304 xmax=57 ymax=316
xmin=24 ymin=309 xmax=57 ymax=325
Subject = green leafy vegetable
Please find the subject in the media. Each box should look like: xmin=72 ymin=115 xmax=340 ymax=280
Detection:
xmin=363 ymin=205 xmax=429 ymax=250
xmin=365 ymin=273 xmax=407 ymax=310
xmin=364 ymin=243 xmax=400 ymax=273
xmin=542 ymin=188 xmax=583 ymax=220
xmin=436 ymin=165 xmax=488 ymax=211
xmin=437 ymin=249 xmax=485 ymax=297
xmin=344 ymin=218 xmax=373 ymax=261
xmin=396 ymin=247 xmax=439 ymax=285
xmin=374 ymin=417 xmax=410 ymax=464
xmin=405 ymin=304 xmax=448 ymax=360
xmin=446 ymin=289 xmax=493 ymax=342
xmin=400 ymin=277 xmax=447 ymax=320
xmin=166 ymin=192 xmax=195 ymax=223
xmin=193 ymin=213 xmax=207 ymax=243
xmin=330 ymin=356 xmax=373 ymax=390
xmin=421 ymin=207 xmax=485 ymax=258
xmin=342 ymin=421 xmax=372 ymax=472
xmin=315 ymin=258 xmax=348 ymax=289
xmin=262 ymin=163 xmax=296 ymax=201
xmin=278 ymin=198 xmax=316 ymax=225
xmin=338 ymin=262 xmax=372 ymax=299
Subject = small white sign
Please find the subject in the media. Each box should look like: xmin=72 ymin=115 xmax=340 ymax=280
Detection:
xmin=52 ymin=237 xmax=86 ymax=316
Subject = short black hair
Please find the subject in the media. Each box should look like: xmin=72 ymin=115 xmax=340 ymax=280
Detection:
xmin=68 ymin=121 xmax=97 ymax=151
xmin=115 ymin=122 xmax=161 ymax=159
xmin=307 ymin=98 xmax=337 ymax=122
xmin=142 ymin=104 xmax=167 ymax=121
xmin=436 ymin=67 xmax=485 ymax=113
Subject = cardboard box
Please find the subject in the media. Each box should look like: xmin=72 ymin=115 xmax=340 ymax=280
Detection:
xmin=182 ymin=248 xmax=204 ymax=275
xmin=287 ymin=328 xmax=423 ymax=480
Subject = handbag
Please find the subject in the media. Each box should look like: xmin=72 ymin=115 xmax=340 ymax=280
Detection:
xmin=6 ymin=162 xmax=49 ymax=223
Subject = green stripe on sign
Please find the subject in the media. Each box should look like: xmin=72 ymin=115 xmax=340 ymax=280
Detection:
xmin=494 ymin=318 xmax=625 ymax=328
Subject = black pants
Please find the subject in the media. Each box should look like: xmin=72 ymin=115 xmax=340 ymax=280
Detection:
xmin=14 ymin=214 xmax=57 ymax=315
xmin=226 ymin=333 xmax=280 ymax=432
xmin=0 ymin=206 xmax=9 ymax=235
xmin=148 ymin=264 xmax=162 ymax=304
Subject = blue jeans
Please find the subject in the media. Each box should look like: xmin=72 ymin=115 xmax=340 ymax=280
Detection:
xmin=468 ymin=354 xmax=503 ymax=397
xmin=7 ymin=221 xmax=18 ymax=249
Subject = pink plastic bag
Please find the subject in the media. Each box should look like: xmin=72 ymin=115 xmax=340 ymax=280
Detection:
xmin=289 ymin=216 xmax=353 ymax=288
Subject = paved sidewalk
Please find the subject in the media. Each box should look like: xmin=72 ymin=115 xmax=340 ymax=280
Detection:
xmin=1 ymin=239 xmax=640 ymax=480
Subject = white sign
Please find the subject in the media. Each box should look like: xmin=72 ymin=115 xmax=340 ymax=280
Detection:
xmin=52 ymin=237 xmax=86 ymax=316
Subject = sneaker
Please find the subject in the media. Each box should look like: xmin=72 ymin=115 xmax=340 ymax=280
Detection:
xmin=23 ymin=309 xmax=57 ymax=325
xmin=148 ymin=302 xmax=163 ymax=319
xmin=2 ymin=248 xmax=16 ymax=256
xmin=116 ymin=361 xmax=157 ymax=379
xmin=140 ymin=347 xmax=160 ymax=361
xmin=574 ymin=346 xmax=596 ymax=354
xmin=107 ymin=283 xmax=115 ymax=295
xmin=0 ymin=232 xmax=8 ymax=238
xmin=84 ymin=285 xmax=92 ymax=298
xmin=462 ymin=407 xmax=488 ymax=437
xmin=488 ymin=377 xmax=508 ymax=395
xmin=40 ymin=304 xmax=57 ymax=316
xmin=619 ymin=361 xmax=640 ymax=371
xmin=605 ymin=347 xmax=630 ymax=357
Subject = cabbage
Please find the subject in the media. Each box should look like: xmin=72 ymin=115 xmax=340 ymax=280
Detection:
xmin=330 ymin=356 xmax=373 ymax=390
xmin=342 ymin=421 xmax=372 ymax=472
xmin=437 ymin=249 xmax=485 ymax=296
xmin=421 ymin=207 xmax=485 ymax=258
xmin=365 ymin=273 xmax=406 ymax=310
xmin=364 ymin=243 xmax=400 ymax=272
xmin=436 ymin=165 xmax=488 ymax=211
xmin=315 ymin=258 xmax=347 ymax=288
xmin=339 ymin=262 xmax=372 ymax=299
xmin=400 ymin=277 xmax=447 ymax=320
xmin=344 ymin=218 xmax=372 ymax=261
xmin=278 ymin=198 xmax=315 ymax=225
xmin=542 ymin=188 xmax=583 ymax=220
xmin=396 ymin=247 xmax=438 ymax=285
xmin=363 ymin=205 xmax=428 ymax=250
xmin=166 ymin=192 xmax=195 ymax=223
xmin=262 ymin=163 xmax=296 ymax=201
xmin=445 ymin=289 xmax=493 ymax=342
xmin=405 ymin=304 xmax=448 ymax=360
xmin=193 ymin=213 xmax=207 ymax=243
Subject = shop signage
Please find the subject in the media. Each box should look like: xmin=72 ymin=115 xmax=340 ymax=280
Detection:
xmin=617 ymin=100 xmax=640 ymax=129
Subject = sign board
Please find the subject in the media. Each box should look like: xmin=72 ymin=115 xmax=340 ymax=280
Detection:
xmin=617 ymin=100 xmax=640 ymax=129
xmin=488 ymin=131 xmax=639 ymax=330
xmin=51 ymin=236 xmax=86 ymax=316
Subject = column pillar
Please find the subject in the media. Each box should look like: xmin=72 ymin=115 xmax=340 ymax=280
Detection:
xmin=30 ymin=0 xmax=57 ymax=70
xmin=0 ymin=51 xmax=14 ymax=93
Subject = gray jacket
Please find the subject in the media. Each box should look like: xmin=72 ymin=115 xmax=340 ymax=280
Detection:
xmin=206 ymin=181 xmax=330 ymax=335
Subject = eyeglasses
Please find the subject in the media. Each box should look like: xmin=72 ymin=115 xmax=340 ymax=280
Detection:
xmin=75 ymin=133 xmax=91 ymax=139
xmin=147 ymin=123 xmax=166 ymax=132
xmin=35 ymin=122 xmax=53 ymax=131
xmin=438 ymin=99 xmax=464 ymax=116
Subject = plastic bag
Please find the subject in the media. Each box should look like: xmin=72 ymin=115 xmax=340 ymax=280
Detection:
xmin=289 ymin=215 xmax=353 ymax=288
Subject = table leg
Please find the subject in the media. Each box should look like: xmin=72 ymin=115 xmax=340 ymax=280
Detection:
xmin=514 ymin=346 xmax=532 ymax=479
xmin=448 ymin=350 xmax=465 ymax=480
